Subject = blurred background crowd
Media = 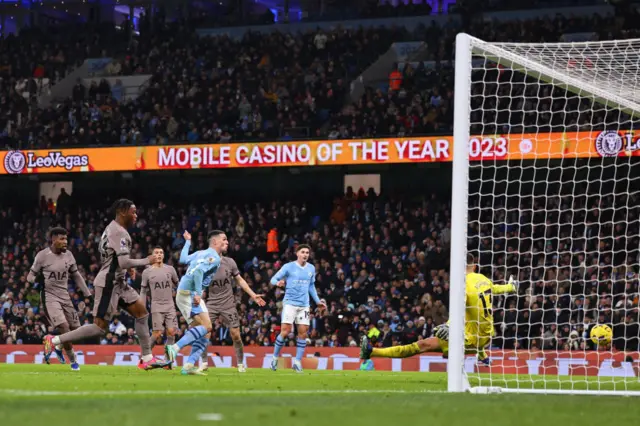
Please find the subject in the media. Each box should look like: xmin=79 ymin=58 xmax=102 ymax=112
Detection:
xmin=2 ymin=0 xmax=640 ymax=149
xmin=1 ymin=183 xmax=639 ymax=351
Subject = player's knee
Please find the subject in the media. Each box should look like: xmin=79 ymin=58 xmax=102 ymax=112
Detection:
xmin=280 ymin=325 xmax=292 ymax=335
xmin=94 ymin=318 xmax=109 ymax=331
xmin=417 ymin=338 xmax=439 ymax=353
xmin=297 ymin=331 xmax=308 ymax=340
xmin=130 ymin=299 xmax=148 ymax=318
xmin=166 ymin=328 xmax=176 ymax=337
xmin=230 ymin=329 xmax=241 ymax=342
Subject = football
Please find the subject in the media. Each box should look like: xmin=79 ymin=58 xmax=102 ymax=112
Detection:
xmin=590 ymin=324 xmax=613 ymax=346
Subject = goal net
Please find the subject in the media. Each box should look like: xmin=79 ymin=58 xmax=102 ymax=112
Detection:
xmin=449 ymin=33 xmax=640 ymax=395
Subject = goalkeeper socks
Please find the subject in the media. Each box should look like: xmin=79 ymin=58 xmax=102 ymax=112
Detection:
xmin=273 ymin=334 xmax=285 ymax=357
xmin=371 ymin=343 xmax=421 ymax=359
xmin=176 ymin=325 xmax=207 ymax=350
xmin=295 ymin=338 xmax=307 ymax=361
xmin=187 ymin=336 xmax=209 ymax=365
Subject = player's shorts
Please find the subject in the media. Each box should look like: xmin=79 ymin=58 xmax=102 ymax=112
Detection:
xmin=42 ymin=294 xmax=80 ymax=329
xmin=176 ymin=290 xmax=207 ymax=325
xmin=208 ymin=306 xmax=240 ymax=329
xmin=438 ymin=324 xmax=491 ymax=359
xmin=151 ymin=311 xmax=178 ymax=331
xmin=281 ymin=304 xmax=310 ymax=326
xmin=93 ymin=283 xmax=140 ymax=320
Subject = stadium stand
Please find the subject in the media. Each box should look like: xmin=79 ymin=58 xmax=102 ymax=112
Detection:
xmin=5 ymin=7 xmax=640 ymax=148
xmin=1 ymin=184 xmax=638 ymax=350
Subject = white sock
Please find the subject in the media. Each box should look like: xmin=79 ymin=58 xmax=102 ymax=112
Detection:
xmin=141 ymin=354 xmax=153 ymax=363
xmin=55 ymin=344 xmax=62 ymax=350
xmin=184 ymin=362 xmax=194 ymax=370
xmin=52 ymin=336 xmax=61 ymax=346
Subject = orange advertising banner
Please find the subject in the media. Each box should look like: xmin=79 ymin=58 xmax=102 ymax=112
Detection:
xmin=0 ymin=130 xmax=637 ymax=175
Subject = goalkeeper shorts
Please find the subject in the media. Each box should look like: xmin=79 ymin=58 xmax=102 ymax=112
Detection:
xmin=439 ymin=326 xmax=491 ymax=358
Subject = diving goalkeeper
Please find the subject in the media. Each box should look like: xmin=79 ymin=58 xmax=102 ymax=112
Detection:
xmin=360 ymin=253 xmax=517 ymax=365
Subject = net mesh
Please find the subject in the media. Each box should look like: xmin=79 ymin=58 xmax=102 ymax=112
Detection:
xmin=464 ymin=37 xmax=640 ymax=393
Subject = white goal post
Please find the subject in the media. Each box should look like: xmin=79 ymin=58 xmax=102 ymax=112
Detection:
xmin=449 ymin=33 xmax=640 ymax=395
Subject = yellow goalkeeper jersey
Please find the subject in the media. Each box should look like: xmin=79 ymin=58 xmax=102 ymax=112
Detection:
xmin=465 ymin=272 xmax=516 ymax=338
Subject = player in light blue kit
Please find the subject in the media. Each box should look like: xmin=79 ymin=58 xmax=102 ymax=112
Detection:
xmin=270 ymin=244 xmax=326 ymax=373
xmin=165 ymin=230 xmax=227 ymax=375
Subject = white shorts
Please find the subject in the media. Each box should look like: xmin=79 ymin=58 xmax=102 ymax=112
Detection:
xmin=281 ymin=304 xmax=310 ymax=326
xmin=176 ymin=290 xmax=208 ymax=325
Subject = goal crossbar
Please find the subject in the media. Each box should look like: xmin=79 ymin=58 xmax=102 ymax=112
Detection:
xmin=468 ymin=34 xmax=640 ymax=118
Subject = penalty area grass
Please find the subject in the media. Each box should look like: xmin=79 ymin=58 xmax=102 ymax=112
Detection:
xmin=0 ymin=364 xmax=638 ymax=426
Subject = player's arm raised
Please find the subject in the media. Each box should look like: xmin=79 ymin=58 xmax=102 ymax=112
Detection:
xmin=491 ymin=275 xmax=518 ymax=294
xmin=178 ymin=231 xmax=198 ymax=264
xmin=270 ymin=264 xmax=289 ymax=287
xmin=234 ymin=274 xmax=266 ymax=306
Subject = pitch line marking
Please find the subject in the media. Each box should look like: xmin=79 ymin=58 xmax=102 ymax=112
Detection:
xmin=197 ymin=413 xmax=224 ymax=421
xmin=0 ymin=389 xmax=445 ymax=397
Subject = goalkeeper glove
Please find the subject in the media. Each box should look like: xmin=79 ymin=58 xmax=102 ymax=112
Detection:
xmin=508 ymin=275 xmax=519 ymax=291
xmin=434 ymin=324 xmax=449 ymax=341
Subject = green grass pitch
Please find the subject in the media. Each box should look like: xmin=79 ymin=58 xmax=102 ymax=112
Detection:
xmin=1 ymin=364 xmax=639 ymax=426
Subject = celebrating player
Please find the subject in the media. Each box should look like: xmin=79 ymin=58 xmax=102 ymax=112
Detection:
xmin=360 ymin=253 xmax=517 ymax=364
xmin=165 ymin=230 xmax=224 ymax=376
xmin=28 ymin=227 xmax=92 ymax=371
xmin=199 ymin=250 xmax=266 ymax=373
xmin=270 ymin=244 xmax=326 ymax=373
xmin=43 ymin=199 xmax=170 ymax=370
xmin=140 ymin=247 xmax=179 ymax=348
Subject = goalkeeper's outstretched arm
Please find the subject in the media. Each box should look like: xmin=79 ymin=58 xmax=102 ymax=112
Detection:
xmin=491 ymin=275 xmax=518 ymax=295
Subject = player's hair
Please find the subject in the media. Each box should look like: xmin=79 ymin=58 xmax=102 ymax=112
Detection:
xmin=207 ymin=230 xmax=225 ymax=241
xmin=296 ymin=244 xmax=311 ymax=253
xmin=49 ymin=227 xmax=67 ymax=239
xmin=152 ymin=246 xmax=164 ymax=252
xmin=466 ymin=253 xmax=478 ymax=271
xmin=112 ymin=199 xmax=134 ymax=216
xmin=466 ymin=253 xmax=476 ymax=265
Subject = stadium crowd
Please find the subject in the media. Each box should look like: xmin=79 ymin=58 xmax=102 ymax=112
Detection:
xmin=3 ymin=7 xmax=640 ymax=149
xmin=1 ymin=186 xmax=639 ymax=351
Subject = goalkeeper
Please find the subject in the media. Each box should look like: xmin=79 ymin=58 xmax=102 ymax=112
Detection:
xmin=360 ymin=254 xmax=517 ymax=365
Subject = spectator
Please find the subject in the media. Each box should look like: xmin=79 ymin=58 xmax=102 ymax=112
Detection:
xmin=109 ymin=318 xmax=127 ymax=337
